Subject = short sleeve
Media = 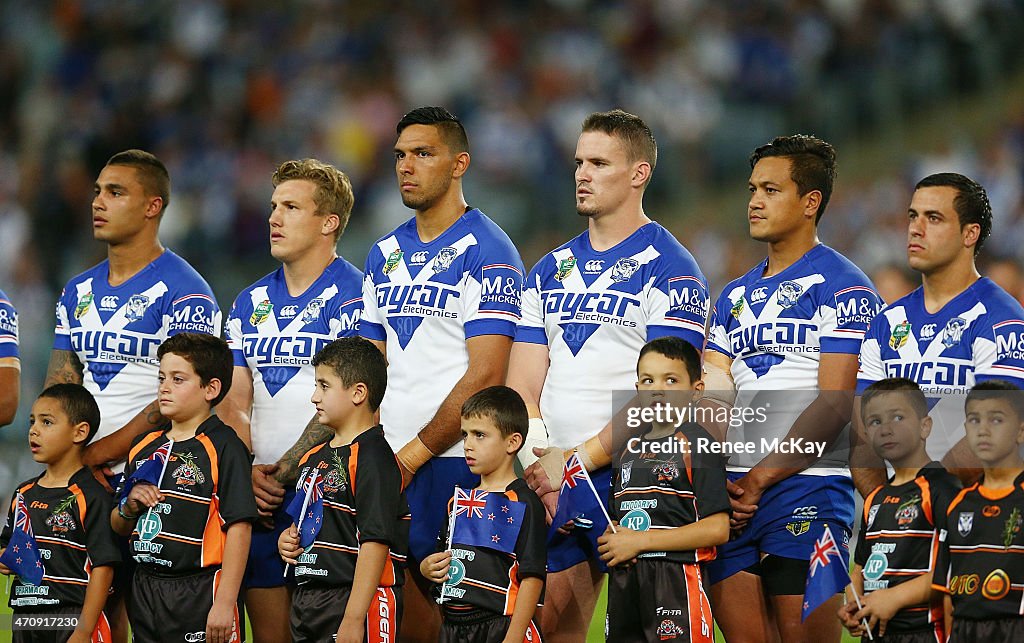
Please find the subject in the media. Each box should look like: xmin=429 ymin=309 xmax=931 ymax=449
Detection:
xmin=53 ymin=288 xmax=72 ymax=351
xmin=216 ymin=431 xmax=258 ymax=527
xmin=352 ymin=439 xmax=404 ymax=545
xmin=462 ymin=239 xmax=524 ymax=340
xmin=975 ymin=319 xmax=1024 ymax=389
xmin=224 ymin=299 xmax=248 ymax=368
xmin=691 ymin=447 xmax=730 ymax=520
xmin=83 ymin=486 xmax=121 ymax=567
xmin=819 ymin=284 xmax=882 ymax=355
xmin=359 ymin=261 xmax=387 ymax=342
xmin=856 ymin=318 xmax=887 ymax=395
xmin=706 ymin=289 xmax=736 ymax=358
xmin=514 ymin=265 xmax=547 ymax=345
xmin=513 ymin=487 xmax=547 ymax=580
xmin=646 ymin=269 xmax=709 ymax=352
xmin=0 ymin=292 xmax=18 ymax=359
xmin=0 ymin=492 xmax=15 ymax=548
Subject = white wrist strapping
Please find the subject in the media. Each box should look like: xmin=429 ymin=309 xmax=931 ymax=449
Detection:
xmin=517 ymin=417 xmax=549 ymax=468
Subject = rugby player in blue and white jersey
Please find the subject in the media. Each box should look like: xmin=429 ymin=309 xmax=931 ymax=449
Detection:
xmin=508 ymin=110 xmax=710 ymax=642
xmin=703 ymin=136 xmax=881 ymax=643
xmin=45 ymin=149 xmax=220 ymax=643
xmin=47 ymin=150 xmax=220 ymax=476
xmin=0 ymin=287 xmax=19 ymax=426
xmin=854 ymin=173 xmax=1024 ymax=492
xmin=217 ymin=159 xmax=363 ymax=643
xmin=360 ymin=107 xmax=524 ymax=643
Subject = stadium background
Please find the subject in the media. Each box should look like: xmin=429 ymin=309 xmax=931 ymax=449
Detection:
xmin=1 ymin=2 xmax=1024 ymax=641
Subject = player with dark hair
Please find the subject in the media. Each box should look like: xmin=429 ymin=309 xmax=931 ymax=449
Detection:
xmin=217 ymin=158 xmax=363 ymax=642
xmin=703 ymin=134 xmax=881 ymax=643
xmin=509 ymin=109 xmax=709 ymax=641
xmin=360 ymin=106 xmax=525 ymax=642
xmin=855 ymin=172 xmax=1024 ymax=492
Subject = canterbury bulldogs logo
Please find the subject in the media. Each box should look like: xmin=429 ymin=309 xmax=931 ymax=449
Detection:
xmin=866 ymin=505 xmax=879 ymax=529
xmin=409 ymin=251 xmax=429 ymax=265
xmin=301 ymin=298 xmax=324 ymax=323
xmin=958 ymin=511 xmax=974 ymax=537
xmin=776 ymin=281 xmax=803 ymax=308
xmin=433 ymin=247 xmax=458 ymax=274
xmin=611 ymin=258 xmax=640 ymax=283
xmin=942 ymin=317 xmax=967 ymax=348
xmin=620 ymin=461 xmax=632 ymax=488
xmin=125 ymin=294 xmax=151 ymax=322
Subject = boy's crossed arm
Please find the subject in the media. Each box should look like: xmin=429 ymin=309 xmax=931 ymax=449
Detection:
xmin=596 ymin=511 xmax=730 ymax=567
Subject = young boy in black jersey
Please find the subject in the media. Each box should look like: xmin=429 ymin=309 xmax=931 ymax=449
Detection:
xmin=1 ymin=384 xmax=120 ymax=643
xmin=597 ymin=337 xmax=730 ymax=643
xmin=932 ymin=380 xmax=1024 ymax=642
xmin=277 ymin=337 xmax=409 ymax=643
xmin=420 ymin=386 xmax=546 ymax=643
xmin=111 ymin=333 xmax=256 ymax=643
xmin=839 ymin=378 xmax=960 ymax=641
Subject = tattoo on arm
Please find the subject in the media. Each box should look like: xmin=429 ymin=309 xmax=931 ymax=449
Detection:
xmin=44 ymin=350 xmax=84 ymax=387
xmin=143 ymin=400 xmax=164 ymax=427
xmin=274 ymin=416 xmax=333 ymax=487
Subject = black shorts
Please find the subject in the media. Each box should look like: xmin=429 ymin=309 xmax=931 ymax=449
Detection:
xmin=949 ymin=617 xmax=1024 ymax=643
xmin=12 ymin=607 xmax=111 ymax=643
xmin=290 ymin=584 xmax=402 ymax=643
xmin=128 ymin=566 xmax=239 ymax=643
xmin=439 ymin=606 xmax=541 ymax=643
xmin=607 ymin=559 xmax=714 ymax=643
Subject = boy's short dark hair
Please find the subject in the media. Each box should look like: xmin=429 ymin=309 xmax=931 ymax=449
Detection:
xmin=914 ymin=172 xmax=992 ymax=256
xmin=461 ymin=386 xmax=529 ymax=451
xmin=37 ymin=384 xmax=101 ymax=444
xmin=311 ymin=337 xmax=388 ymax=411
xmin=397 ymin=106 xmax=469 ymax=154
xmin=106 ymin=149 xmax=171 ymax=215
xmin=749 ymin=134 xmax=836 ymax=223
xmin=860 ymin=377 xmax=929 ymax=420
xmin=157 ymin=333 xmax=233 ymax=407
xmin=637 ymin=337 xmax=702 ymax=384
xmin=965 ymin=379 xmax=1024 ymax=418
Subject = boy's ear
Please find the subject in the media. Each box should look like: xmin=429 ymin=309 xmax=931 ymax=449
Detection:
xmin=204 ymin=378 xmax=223 ymax=403
xmin=507 ymin=431 xmax=524 ymax=454
xmin=919 ymin=415 xmax=933 ymax=440
xmin=1016 ymin=419 xmax=1024 ymax=446
xmin=693 ymin=379 xmax=705 ymax=392
xmin=71 ymin=421 xmax=91 ymax=446
xmin=351 ymin=382 xmax=368 ymax=405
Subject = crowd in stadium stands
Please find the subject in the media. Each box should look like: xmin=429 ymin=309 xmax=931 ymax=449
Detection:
xmin=0 ymin=0 xmax=1023 ymax=403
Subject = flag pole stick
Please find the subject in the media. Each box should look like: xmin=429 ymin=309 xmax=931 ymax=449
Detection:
xmin=284 ymin=469 xmax=315 ymax=578
xmin=143 ymin=439 xmax=173 ymax=523
xmin=847 ymin=577 xmax=874 ymax=641
xmin=579 ymin=454 xmax=616 ymax=533
xmin=438 ymin=487 xmax=459 ymax=605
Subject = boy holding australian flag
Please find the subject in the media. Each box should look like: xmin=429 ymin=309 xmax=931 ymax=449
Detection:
xmin=420 ymin=386 xmax=546 ymax=642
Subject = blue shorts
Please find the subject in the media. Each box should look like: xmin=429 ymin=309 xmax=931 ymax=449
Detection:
xmin=406 ymin=457 xmax=479 ymax=563
xmin=706 ymin=472 xmax=854 ymax=586
xmin=244 ymin=490 xmax=296 ymax=589
xmin=547 ymin=466 xmax=612 ymax=574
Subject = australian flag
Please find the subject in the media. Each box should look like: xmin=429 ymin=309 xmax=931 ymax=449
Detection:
xmin=1 ymin=492 xmax=44 ymax=586
xmin=451 ymin=488 xmax=525 ymax=555
xmin=286 ymin=467 xmax=324 ymax=549
xmin=117 ymin=438 xmax=173 ymax=503
xmin=801 ymin=524 xmax=850 ymax=621
xmin=548 ymin=452 xmax=610 ymax=553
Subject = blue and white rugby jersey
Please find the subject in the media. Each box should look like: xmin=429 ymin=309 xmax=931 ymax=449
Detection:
xmin=225 ymin=257 xmax=362 ymax=465
xmin=361 ymin=209 xmax=524 ymax=457
xmin=0 ymin=288 xmax=17 ymax=359
xmin=857 ymin=278 xmax=1024 ymax=461
xmin=516 ymin=222 xmax=709 ymax=449
xmin=708 ymin=244 xmax=881 ymax=472
xmin=53 ymin=251 xmax=220 ymax=468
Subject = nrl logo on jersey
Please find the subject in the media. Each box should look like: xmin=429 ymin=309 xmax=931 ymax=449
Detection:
xmin=890 ymin=320 xmax=912 ymax=350
xmin=941 ymin=317 xmax=967 ymax=348
xmin=433 ymin=247 xmax=458 ymax=274
xmin=45 ymin=495 xmax=79 ymax=534
xmin=171 ymin=452 xmax=206 ymax=487
xmin=250 ymin=300 xmax=273 ymax=325
xmin=382 ymin=249 xmax=403 ymax=275
xmin=99 ymin=296 xmax=119 ymax=311
xmin=74 ymin=292 xmax=94 ymax=319
xmin=776 ymin=281 xmax=803 ymax=308
xmin=730 ymin=297 xmax=745 ymax=319
xmin=125 ymin=295 xmax=151 ymax=322
xmin=611 ymin=258 xmax=640 ymax=283
xmin=749 ymin=287 xmax=769 ymax=303
xmin=554 ymin=256 xmax=576 ymax=282
xmin=301 ymin=298 xmax=324 ymax=323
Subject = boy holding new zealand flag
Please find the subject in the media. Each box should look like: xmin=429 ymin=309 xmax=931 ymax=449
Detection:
xmin=421 ymin=386 xmax=546 ymax=643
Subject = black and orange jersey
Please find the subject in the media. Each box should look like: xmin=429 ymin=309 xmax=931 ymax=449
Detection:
xmin=292 ymin=426 xmax=409 ymax=588
xmin=854 ymin=462 xmax=959 ymax=635
xmin=122 ymin=415 xmax=257 ymax=574
xmin=932 ymin=470 xmax=1024 ymax=620
xmin=433 ymin=478 xmax=546 ymax=617
xmin=610 ymin=422 xmax=730 ymax=564
xmin=2 ymin=467 xmax=120 ymax=609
